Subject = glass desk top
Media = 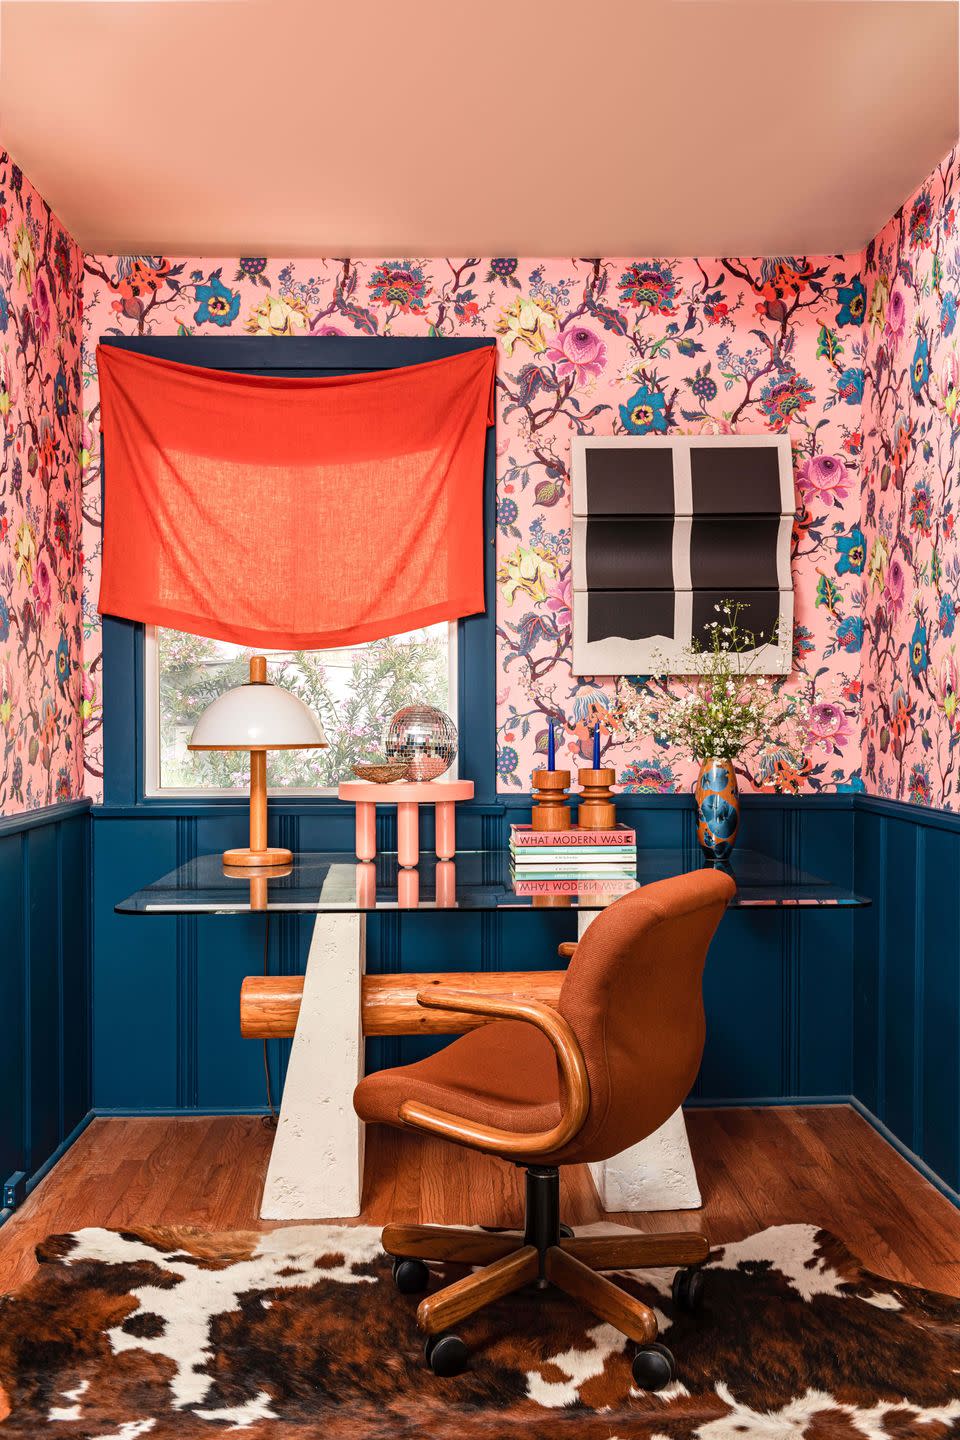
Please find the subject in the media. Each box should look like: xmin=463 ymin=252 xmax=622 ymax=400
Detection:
xmin=115 ymin=848 xmax=869 ymax=915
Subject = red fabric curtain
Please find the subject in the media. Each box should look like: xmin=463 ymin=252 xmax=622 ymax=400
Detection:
xmin=97 ymin=345 xmax=496 ymax=648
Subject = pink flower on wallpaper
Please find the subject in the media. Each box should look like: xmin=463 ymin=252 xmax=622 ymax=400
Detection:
xmin=796 ymin=454 xmax=852 ymax=505
xmin=884 ymin=286 xmax=907 ymax=350
xmin=884 ymin=557 xmax=906 ymax=620
xmin=544 ymin=325 xmax=607 ymax=386
xmin=934 ymin=654 xmax=958 ymax=722
xmin=32 ymin=556 xmax=53 ymax=623
xmin=807 ymin=701 xmax=851 ymax=753
xmin=545 ymin=575 xmax=572 ymax=629
xmin=940 ymin=349 xmax=960 ymax=401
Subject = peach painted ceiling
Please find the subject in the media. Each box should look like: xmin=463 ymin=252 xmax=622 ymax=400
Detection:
xmin=1 ymin=0 xmax=957 ymax=257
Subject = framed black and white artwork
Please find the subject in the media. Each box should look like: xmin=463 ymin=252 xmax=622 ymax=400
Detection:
xmin=570 ymin=434 xmax=794 ymax=676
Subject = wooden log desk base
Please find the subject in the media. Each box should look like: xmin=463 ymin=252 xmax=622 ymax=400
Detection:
xmin=337 ymin=779 xmax=474 ymax=868
xmin=241 ymin=968 xmax=568 ymax=1039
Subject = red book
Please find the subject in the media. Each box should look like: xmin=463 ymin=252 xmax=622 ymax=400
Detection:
xmin=510 ymin=824 xmax=636 ymax=848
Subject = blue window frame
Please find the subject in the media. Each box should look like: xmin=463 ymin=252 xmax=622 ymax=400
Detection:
xmin=98 ymin=335 xmax=497 ymax=807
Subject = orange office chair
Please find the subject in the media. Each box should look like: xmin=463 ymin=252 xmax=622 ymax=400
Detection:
xmin=353 ymin=868 xmax=735 ymax=1386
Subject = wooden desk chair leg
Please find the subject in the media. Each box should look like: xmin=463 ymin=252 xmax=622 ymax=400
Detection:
xmin=383 ymin=1223 xmax=519 ymax=1265
xmin=561 ymin=1231 xmax=709 ymax=1272
xmin=383 ymin=1204 xmax=704 ymax=1388
xmin=544 ymin=1246 xmax=658 ymax=1345
xmin=417 ymin=1245 xmax=540 ymax=1336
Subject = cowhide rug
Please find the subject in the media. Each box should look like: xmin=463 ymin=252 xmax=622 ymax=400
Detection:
xmin=0 ymin=1222 xmax=957 ymax=1438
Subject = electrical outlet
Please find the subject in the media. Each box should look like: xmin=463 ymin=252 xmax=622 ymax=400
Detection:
xmin=2 ymin=1171 xmax=26 ymax=1211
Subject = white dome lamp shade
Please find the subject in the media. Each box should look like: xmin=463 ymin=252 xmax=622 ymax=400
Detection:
xmin=189 ymin=655 xmax=327 ymax=868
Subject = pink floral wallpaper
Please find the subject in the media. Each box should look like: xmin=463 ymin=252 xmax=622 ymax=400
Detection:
xmin=80 ymin=252 xmax=868 ymax=798
xmin=861 ymin=145 xmax=960 ymax=809
xmin=0 ymin=151 xmax=85 ymax=813
xmin=0 ymin=139 xmax=955 ymax=818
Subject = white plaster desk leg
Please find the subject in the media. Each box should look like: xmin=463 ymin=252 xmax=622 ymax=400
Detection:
xmin=577 ymin=909 xmax=702 ymax=1211
xmin=260 ymin=913 xmax=366 ymax=1220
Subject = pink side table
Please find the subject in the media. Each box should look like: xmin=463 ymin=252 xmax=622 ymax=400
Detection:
xmin=337 ymin=779 xmax=474 ymax=868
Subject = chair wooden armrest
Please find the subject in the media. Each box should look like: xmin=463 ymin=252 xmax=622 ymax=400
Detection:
xmin=558 ymin=942 xmax=578 ymax=959
xmin=397 ymin=988 xmax=590 ymax=1158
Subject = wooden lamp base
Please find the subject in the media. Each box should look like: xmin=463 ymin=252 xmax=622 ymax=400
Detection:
xmin=221 ymin=749 xmax=292 ymax=868
xmin=223 ymin=846 xmax=293 ymax=868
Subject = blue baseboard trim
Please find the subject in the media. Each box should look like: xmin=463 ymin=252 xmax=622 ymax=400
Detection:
xmin=850 ymin=1097 xmax=960 ymax=1210
xmin=92 ymin=1105 xmax=272 ymax=1118
xmin=0 ymin=1110 xmax=96 ymax=1229
xmin=684 ymin=1094 xmax=852 ymax=1109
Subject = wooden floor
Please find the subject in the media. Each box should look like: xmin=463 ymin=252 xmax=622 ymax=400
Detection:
xmin=1 ymin=1106 xmax=958 ymax=1295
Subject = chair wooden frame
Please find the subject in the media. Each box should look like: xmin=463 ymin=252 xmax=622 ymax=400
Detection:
xmin=397 ymin=988 xmax=589 ymax=1157
xmin=382 ymin=985 xmax=709 ymax=1364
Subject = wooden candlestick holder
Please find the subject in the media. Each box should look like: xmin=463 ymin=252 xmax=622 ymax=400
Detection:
xmin=578 ymin=768 xmax=617 ymax=829
xmin=532 ymin=769 xmax=572 ymax=830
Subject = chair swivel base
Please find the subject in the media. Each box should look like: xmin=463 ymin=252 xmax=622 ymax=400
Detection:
xmin=383 ymin=1165 xmax=709 ymax=1384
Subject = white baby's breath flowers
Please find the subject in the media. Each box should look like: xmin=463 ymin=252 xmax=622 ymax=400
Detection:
xmin=620 ymin=600 xmax=807 ymax=773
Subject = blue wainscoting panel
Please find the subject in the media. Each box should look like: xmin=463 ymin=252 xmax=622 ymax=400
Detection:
xmin=854 ymin=797 xmax=960 ymax=1199
xmin=852 ymin=804 xmax=883 ymax=1113
xmin=0 ymin=801 xmax=91 ymax=1216
xmin=92 ymin=795 xmax=862 ymax=1115
xmin=882 ymin=818 xmax=919 ymax=1148
xmin=695 ymin=910 xmax=787 ymax=1100
xmin=92 ymin=816 xmax=178 ymax=1108
xmin=795 ymin=806 xmax=855 ymax=1097
xmin=0 ymin=830 xmax=27 ymax=1193
xmin=921 ymin=823 xmax=959 ymax=1187
xmin=28 ymin=823 xmax=61 ymax=1168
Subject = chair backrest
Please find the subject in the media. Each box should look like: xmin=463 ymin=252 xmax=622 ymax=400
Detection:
xmin=555 ymin=869 xmax=735 ymax=1164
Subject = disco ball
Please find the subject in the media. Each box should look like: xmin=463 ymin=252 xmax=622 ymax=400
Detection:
xmin=385 ymin=705 xmax=458 ymax=781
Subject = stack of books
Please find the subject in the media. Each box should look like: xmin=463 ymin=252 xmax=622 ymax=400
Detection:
xmin=509 ymin=824 xmax=637 ymax=896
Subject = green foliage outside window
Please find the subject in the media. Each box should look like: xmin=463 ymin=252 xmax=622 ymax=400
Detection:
xmin=157 ymin=625 xmax=449 ymax=789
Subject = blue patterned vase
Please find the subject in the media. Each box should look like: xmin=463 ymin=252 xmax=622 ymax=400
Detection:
xmin=694 ymin=756 xmax=740 ymax=862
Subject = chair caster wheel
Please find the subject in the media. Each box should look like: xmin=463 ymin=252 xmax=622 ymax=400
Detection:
xmin=559 ymin=1223 xmax=574 ymax=1239
xmin=424 ymin=1332 xmax=468 ymax=1376
xmin=632 ymin=1341 xmax=676 ymax=1391
xmin=392 ymin=1257 xmax=430 ymax=1294
xmin=672 ymin=1265 xmax=705 ymax=1311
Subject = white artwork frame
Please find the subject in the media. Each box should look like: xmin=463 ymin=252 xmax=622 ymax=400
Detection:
xmin=570 ymin=434 xmax=795 ymax=677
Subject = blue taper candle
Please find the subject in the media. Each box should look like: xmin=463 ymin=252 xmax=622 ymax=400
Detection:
xmin=547 ymin=718 xmax=556 ymax=769
xmin=592 ymin=721 xmax=600 ymax=768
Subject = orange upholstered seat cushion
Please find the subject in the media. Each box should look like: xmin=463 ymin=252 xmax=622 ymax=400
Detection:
xmin=354 ymin=871 xmax=734 ymax=1166
xmin=354 ymin=1020 xmax=562 ymax=1138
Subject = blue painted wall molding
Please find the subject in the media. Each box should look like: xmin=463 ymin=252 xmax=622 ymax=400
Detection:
xmin=853 ymin=793 xmax=960 ymax=1200
xmin=0 ymin=799 xmax=92 ymax=1221
xmin=90 ymin=793 xmax=857 ymax=1115
xmin=6 ymin=788 xmax=960 ymax=1216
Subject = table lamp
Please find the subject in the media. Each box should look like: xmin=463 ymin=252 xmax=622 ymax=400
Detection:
xmin=188 ymin=655 xmax=327 ymax=867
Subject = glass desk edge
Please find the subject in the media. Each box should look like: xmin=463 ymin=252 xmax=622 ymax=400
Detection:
xmin=115 ymin=848 xmax=871 ymax=915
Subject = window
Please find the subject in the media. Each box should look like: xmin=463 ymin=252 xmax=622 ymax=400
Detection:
xmin=145 ymin=623 xmax=455 ymax=795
